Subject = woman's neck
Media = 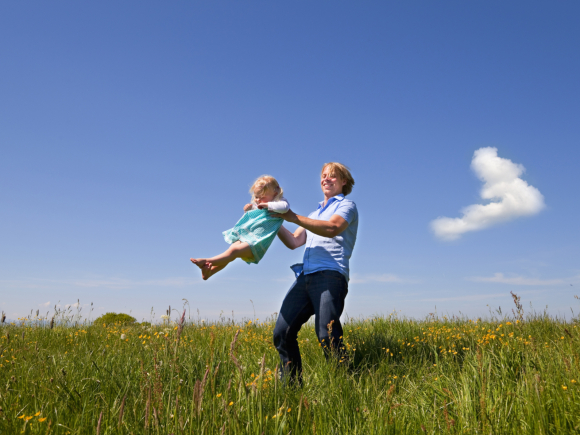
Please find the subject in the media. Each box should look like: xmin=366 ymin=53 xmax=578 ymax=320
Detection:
xmin=322 ymin=193 xmax=334 ymax=207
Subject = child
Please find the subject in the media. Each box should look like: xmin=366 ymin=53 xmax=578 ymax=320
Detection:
xmin=191 ymin=175 xmax=289 ymax=280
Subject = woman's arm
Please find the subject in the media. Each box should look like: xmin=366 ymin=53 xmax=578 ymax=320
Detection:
xmin=277 ymin=225 xmax=306 ymax=250
xmin=279 ymin=210 xmax=348 ymax=238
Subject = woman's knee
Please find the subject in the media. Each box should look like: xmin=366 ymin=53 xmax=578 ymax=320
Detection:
xmin=273 ymin=320 xmax=300 ymax=349
xmin=273 ymin=324 xmax=287 ymax=348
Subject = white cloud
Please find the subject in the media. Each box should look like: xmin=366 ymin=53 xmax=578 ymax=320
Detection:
xmin=467 ymin=273 xmax=565 ymax=286
xmin=431 ymin=147 xmax=545 ymax=240
xmin=350 ymin=273 xmax=420 ymax=284
xmin=39 ymin=301 xmax=51 ymax=307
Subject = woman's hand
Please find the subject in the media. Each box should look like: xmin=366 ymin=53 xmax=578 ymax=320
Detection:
xmin=275 ymin=209 xmax=299 ymax=223
xmin=243 ymin=203 xmax=253 ymax=212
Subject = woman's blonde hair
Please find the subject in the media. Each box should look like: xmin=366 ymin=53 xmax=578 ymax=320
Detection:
xmin=250 ymin=175 xmax=284 ymax=202
xmin=321 ymin=162 xmax=355 ymax=196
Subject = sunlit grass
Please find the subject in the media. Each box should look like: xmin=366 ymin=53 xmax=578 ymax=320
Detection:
xmin=1 ymin=300 xmax=580 ymax=434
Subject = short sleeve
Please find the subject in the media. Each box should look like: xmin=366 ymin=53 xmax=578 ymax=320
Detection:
xmin=334 ymin=200 xmax=357 ymax=224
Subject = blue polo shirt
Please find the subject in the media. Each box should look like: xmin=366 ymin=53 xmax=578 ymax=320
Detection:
xmin=291 ymin=194 xmax=358 ymax=281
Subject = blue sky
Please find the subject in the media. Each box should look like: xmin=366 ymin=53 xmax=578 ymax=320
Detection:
xmin=1 ymin=1 xmax=579 ymax=322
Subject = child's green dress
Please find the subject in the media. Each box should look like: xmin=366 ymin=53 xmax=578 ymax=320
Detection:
xmin=222 ymin=209 xmax=283 ymax=264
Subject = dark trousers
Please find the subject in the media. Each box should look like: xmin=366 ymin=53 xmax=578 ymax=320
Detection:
xmin=273 ymin=269 xmax=348 ymax=383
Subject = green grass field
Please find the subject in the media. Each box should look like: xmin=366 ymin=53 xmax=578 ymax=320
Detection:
xmin=1 ymin=299 xmax=580 ymax=434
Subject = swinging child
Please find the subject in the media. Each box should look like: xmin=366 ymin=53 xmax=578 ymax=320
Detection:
xmin=190 ymin=175 xmax=289 ymax=280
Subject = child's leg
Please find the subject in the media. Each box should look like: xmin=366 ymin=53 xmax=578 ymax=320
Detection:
xmin=190 ymin=242 xmax=254 ymax=280
xmin=205 ymin=241 xmax=254 ymax=267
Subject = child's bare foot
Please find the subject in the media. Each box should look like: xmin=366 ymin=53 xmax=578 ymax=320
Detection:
xmin=202 ymin=263 xmax=227 ymax=280
xmin=201 ymin=262 xmax=215 ymax=280
xmin=190 ymin=258 xmax=207 ymax=270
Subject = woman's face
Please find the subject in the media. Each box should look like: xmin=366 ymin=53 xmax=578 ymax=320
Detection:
xmin=320 ymin=166 xmax=346 ymax=198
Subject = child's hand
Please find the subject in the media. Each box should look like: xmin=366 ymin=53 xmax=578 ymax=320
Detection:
xmin=243 ymin=203 xmax=253 ymax=212
xmin=257 ymin=203 xmax=269 ymax=210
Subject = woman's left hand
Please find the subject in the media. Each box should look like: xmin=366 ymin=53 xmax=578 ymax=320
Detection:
xmin=272 ymin=209 xmax=298 ymax=223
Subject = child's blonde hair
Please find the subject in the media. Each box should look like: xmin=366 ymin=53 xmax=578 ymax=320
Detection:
xmin=250 ymin=175 xmax=284 ymax=202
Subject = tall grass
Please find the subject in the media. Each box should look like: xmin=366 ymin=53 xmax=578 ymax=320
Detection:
xmin=1 ymin=302 xmax=579 ymax=434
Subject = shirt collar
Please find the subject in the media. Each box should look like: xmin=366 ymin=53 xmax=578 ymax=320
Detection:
xmin=318 ymin=194 xmax=345 ymax=210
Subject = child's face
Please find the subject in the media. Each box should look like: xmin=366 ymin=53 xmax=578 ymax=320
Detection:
xmin=254 ymin=188 xmax=276 ymax=203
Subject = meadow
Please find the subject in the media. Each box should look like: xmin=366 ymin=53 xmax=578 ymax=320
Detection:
xmin=1 ymin=296 xmax=580 ymax=434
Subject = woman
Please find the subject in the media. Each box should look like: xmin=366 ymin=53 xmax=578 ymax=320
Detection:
xmin=274 ymin=162 xmax=358 ymax=384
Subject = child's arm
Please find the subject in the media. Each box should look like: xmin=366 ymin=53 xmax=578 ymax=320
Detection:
xmin=257 ymin=198 xmax=290 ymax=213
xmin=277 ymin=225 xmax=306 ymax=250
xmin=243 ymin=203 xmax=254 ymax=212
